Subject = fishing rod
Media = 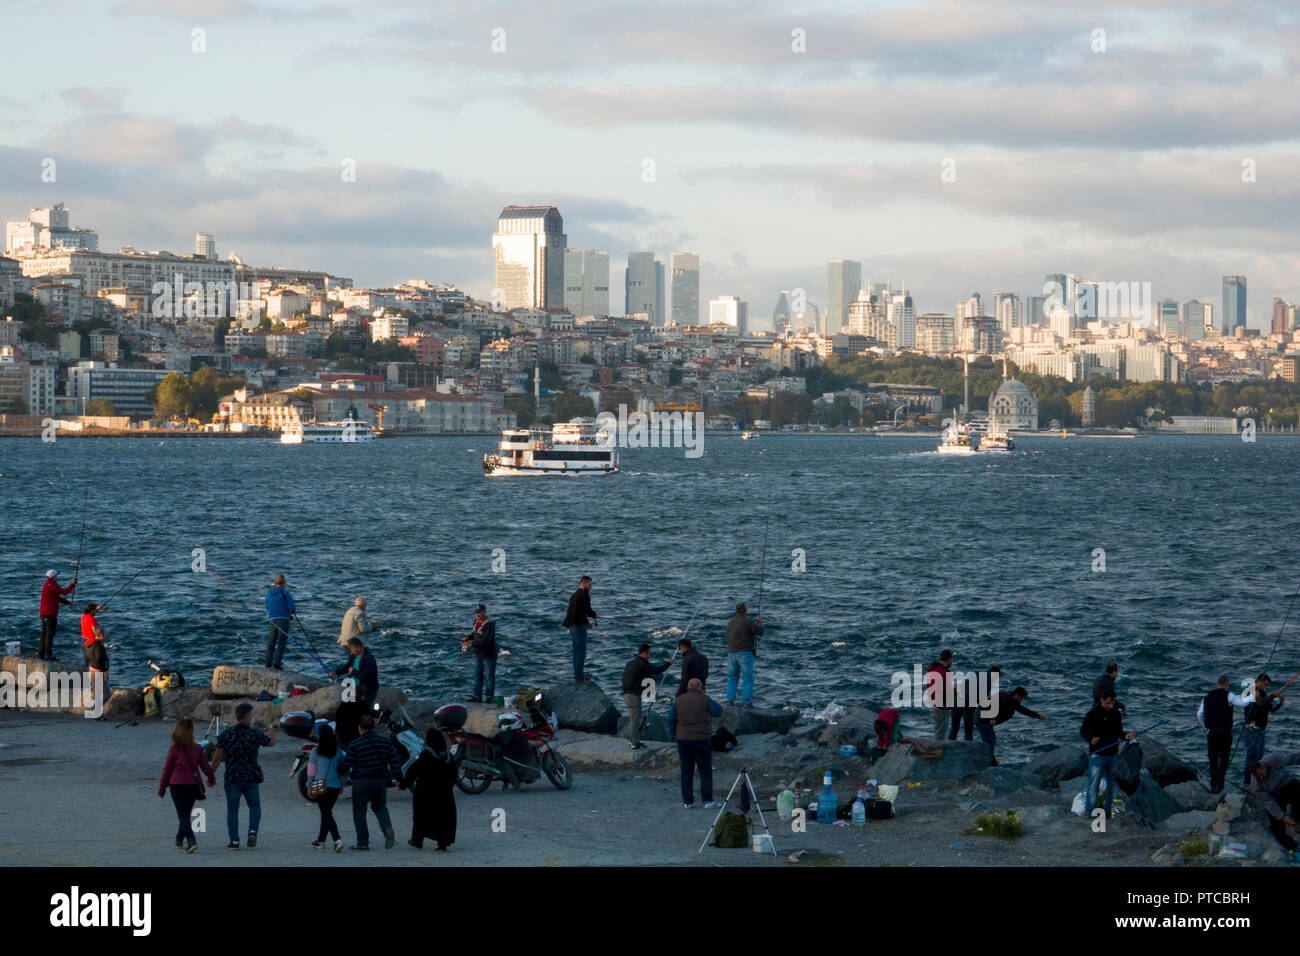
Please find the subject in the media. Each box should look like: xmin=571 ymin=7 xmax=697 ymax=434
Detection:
xmin=1090 ymin=718 xmax=1168 ymax=756
xmin=97 ymin=542 xmax=173 ymax=610
xmin=71 ymin=481 xmax=89 ymax=596
xmin=640 ymin=608 xmax=700 ymax=731
xmin=756 ymin=489 xmax=774 ymax=618
xmin=289 ymin=613 xmax=334 ymax=675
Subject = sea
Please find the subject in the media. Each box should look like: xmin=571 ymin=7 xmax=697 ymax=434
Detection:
xmin=2 ymin=433 xmax=1297 ymax=764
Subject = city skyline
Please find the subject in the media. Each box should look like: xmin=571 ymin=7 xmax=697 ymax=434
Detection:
xmin=1 ymin=2 xmax=1298 ymax=327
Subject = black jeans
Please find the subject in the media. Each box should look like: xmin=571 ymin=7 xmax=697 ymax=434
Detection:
xmin=948 ymin=707 xmax=974 ymax=741
xmin=316 ymin=787 xmax=341 ymax=842
xmin=39 ymin=615 xmax=58 ymax=660
xmin=1206 ymin=728 xmax=1232 ymax=792
xmin=976 ymin=719 xmax=996 ymax=754
xmin=351 ymin=778 xmax=392 ymax=847
xmin=169 ymin=784 xmax=200 ymax=843
xmin=677 ymin=739 xmax=713 ymax=804
xmin=265 ymin=620 xmax=289 ymax=669
xmin=1266 ymin=781 xmax=1300 ymax=851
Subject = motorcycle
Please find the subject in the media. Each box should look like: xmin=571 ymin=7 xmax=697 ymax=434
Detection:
xmin=438 ymin=704 xmax=572 ymax=794
xmin=283 ymin=705 xmax=423 ymax=800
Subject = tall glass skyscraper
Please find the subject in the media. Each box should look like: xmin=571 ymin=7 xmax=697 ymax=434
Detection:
xmin=1157 ymin=298 xmax=1180 ymax=336
xmin=827 ymin=259 xmax=862 ymax=333
xmin=1222 ymin=275 xmax=1247 ymax=336
xmin=670 ymin=253 xmax=700 ymax=325
xmin=625 ymin=251 xmax=660 ymax=322
xmin=564 ymin=249 xmax=609 ymax=317
xmin=492 ymin=206 xmax=566 ymax=310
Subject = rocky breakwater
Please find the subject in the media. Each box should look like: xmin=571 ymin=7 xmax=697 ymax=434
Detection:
xmin=2 ymin=653 xmax=141 ymax=718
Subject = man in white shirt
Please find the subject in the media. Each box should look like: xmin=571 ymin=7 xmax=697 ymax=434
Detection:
xmin=339 ymin=597 xmax=374 ymax=646
xmin=1197 ymin=674 xmax=1250 ymax=793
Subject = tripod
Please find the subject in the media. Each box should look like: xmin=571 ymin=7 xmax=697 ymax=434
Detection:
xmin=699 ymin=767 xmax=777 ymax=856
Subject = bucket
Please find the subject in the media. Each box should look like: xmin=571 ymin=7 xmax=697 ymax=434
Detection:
xmin=752 ymin=833 xmax=773 ymax=853
xmin=839 ymin=745 xmax=858 ymax=758
xmin=3 ymin=641 xmax=18 ymax=656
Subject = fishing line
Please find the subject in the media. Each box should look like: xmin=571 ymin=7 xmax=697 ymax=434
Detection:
xmin=756 ymin=488 xmax=774 ymax=618
xmin=71 ymin=481 xmax=89 ymax=596
xmin=98 ymin=542 xmax=174 ymax=610
xmin=373 ymin=571 xmax=476 ymax=625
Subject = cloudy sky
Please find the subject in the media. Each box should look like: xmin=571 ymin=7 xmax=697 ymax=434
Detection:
xmin=2 ymin=0 xmax=1299 ymax=328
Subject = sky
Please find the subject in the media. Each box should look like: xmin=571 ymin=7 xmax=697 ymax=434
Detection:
xmin=2 ymin=0 xmax=1300 ymax=329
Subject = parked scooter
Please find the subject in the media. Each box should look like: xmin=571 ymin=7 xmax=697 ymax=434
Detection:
xmin=435 ymin=703 xmax=572 ymax=794
xmin=283 ymin=705 xmax=424 ymax=800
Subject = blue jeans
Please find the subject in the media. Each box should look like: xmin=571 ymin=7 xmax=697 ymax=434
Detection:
xmin=1086 ymin=753 xmax=1117 ymax=817
xmin=474 ymin=658 xmax=496 ymax=701
xmin=569 ymin=626 xmax=588 ymax=681
xmin=1242 ymin=726 xmax=1265 ymax=785
xmin=725 ymin=651 xmax=755 ymax=705
xmin=225 ymin=780 xmax=261 ymax=843
xmin=351 ymin=778 xmax=392 ymax=847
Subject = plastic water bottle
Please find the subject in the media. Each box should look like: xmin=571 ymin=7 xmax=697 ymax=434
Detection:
xmin=777 ymin=789 xmax=795 ymax=821
xmin=817 ymin=771 xmax=838 ymax=823
xmin=851 ymin=797 xmax=867 ymax=827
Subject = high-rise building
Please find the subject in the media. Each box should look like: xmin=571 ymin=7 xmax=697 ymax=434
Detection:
xmin=827 ymin=259 xmax=862 ymax=332
xmin=1222 ymin=275 xmax=1247 ymax=336
xmin=625 ymin=252 xmax=660 ymax=321
xmin=993 ymin=292 xmax=1021 ymax=333
xmin=955 ymin=293 xmax=983 ymax=320
xmin=563 ymin=249 xmax=609 ymax=317
xmin=5 ymin=202 xmax=99 ymax=256
xmin=669 ymin=253 xmax=700 ymax=325
xmin=1044 ymin=273 xmax=1071 ymax=315
xmin=1272 ymin=297 xmax=1289 ymax=335
xmin=195 ymin=233 xmax=216 ymax=260
xmin=492 ymin=205 xmax=566 ymax=311
xmin=1182 ymin=299 xmax=1209 ymax=342
xmin=1025 ymin=295 xmax=1047 ymax=326
xmin=888 ymin=291 xmax=915 ymax=347
xmin=1157 ymin=298 xmax=1180 ymax=337
xmin=915 ymin=313 xmax=955 ymax=353
xmin=653 ymin=260 xmax=665 ymax=325
xmin=708 ymin=296 xmax=748 ymax=335
xmin=772 ymin=291 xmax=792 ymax=335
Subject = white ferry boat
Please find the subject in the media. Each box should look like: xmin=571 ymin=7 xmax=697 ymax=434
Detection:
xmin=280 ymin=420 xmax=378 ymax=444
xmin=936 ymin=421 xmax=975 ymax=455
xmin=976 ymin=420 xmax=1015 ymax=453
xmin=482 ymin=420 xmax=619 ymax=476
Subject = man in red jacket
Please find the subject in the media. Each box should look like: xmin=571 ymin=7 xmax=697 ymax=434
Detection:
xmin=38 ymin=569 xmax=77 ymax=660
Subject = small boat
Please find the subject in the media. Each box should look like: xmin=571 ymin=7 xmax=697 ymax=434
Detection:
xmin=936 ymin=421 xmax=975 ymax=455
xmin=976 ymin=420 xmax=1015 ymax=454
xmin=280 ymin=419 xmax=378 ymax=444
xmin=483 ymin=420 xmax=619 ymax=476
xmin=740 ymin=430 xmax=758 ymax=440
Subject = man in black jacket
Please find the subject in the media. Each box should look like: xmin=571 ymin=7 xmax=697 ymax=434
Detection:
xmin=1092 ymin=661 xmax=1124 ymax=714
xmin=676 ymin=638 xmax=708 ymax=694
xmin=977 ymin=684 xmax=1046 ymax=760
xmin=1080 ymin=690 xmax=1135 ymax=819
xmin=621 ymin=643 xmax=673 ymax=749
xmin=462 ymin=603 xmax=498 ymax=702
xmin=332 ymin=637 xmax=379 ymax=746
xmin=562 ymin=576 xmax=597 ymax=684
xmin=1242 ymin=673 xmax=1285 ymax=786
xmin=1198 ymin=674 xmax=1249 ymax=793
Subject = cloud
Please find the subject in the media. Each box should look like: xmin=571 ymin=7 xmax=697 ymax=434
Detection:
xmin=36 ymin=112 xmax=316 ymax=167
xmin=60 ymin=88 xmax=128 ymax=111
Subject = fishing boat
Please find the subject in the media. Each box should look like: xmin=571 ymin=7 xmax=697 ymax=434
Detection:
xmin=936 ymin=420 xmax=975 ymax=455
xmin=976 ymin=420 xmax=1015 ymax=453
xmin=280 ymin=419 xmax=378 ymax=444
xmin=482 ymin=420 xmax=618 ymax=476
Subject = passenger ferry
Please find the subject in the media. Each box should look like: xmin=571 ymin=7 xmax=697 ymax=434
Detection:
xmin=936 ymin=420 xmax=976 ymax=455
xmin=280 ymin=419 xmax=379 ymax=444
xmin=976 ymin=420 xmax=1015 ymax=453
xmin=482 ymin=420 xmax=619 ymax=476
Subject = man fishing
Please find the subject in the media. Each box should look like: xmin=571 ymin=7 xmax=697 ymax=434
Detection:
xmin=338 ymin=596 xmax=373 ymax=646
xmin=1080 ymin=689 xmax=1136 ymax=819
xmin=977 ymin=683 xmax=1047 ymax=761
xmin=38 ymin=569 xmax=77 ymax=660
xmin=1242 ymin=673 xmax=1285 ymax=786
xmin=1246 ymin=752 xmax=1300 ymax=853
xmin=462 ymin=603 xmax=498 ymax=703
xmin=1198 ymin=674 xmax=1250 ymax=793
xmin=81 ymin=602 xmax=109 ymax=678
xmin=562 ymin=575 xmax=597 ymax=685
xmin=1092 ymin=661 xmax=1125 ymax=715
xmin=264 ymin=573 xmax=295 ymax=670
xmin=332 ymin=636 xmax=379 ymax=747
xmin=724 ymin=602 xmax=763 ymax=708
xmin=676 ymin=638 xmax=708 ymax=694
xmin=621 ymin=643 xmax=673 ymax=750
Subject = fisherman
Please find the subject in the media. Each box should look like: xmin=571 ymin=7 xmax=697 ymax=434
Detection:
xmin=80 ymin=602 xmax=109 ymax=679
xmin=725 ymin=602 xmax=763 ymax=708
xmin=338 ymin=596 xmax=373 ymax=647
xmin=926 ymin=649 xmax=954 ymax=739
xmin=209 ymin=701 xmax=276 ymax=850
xmin=1198 ymin=674 xmax=1250 ymax=794
xmin=1080 ymin=689 xmax=1135 ymax=819
xmin=332 ymin=636 xmax=379 ymax=710
xmin=461 ymin=603 xmax=497 ymax=703
xmin=38 ymin=569 xmax=77 ymax=660
xmin=676 ymin=638 xmax=709 ymax=694
xmin=976 ymin=684 xmax=1046 ymax=760
xmin=621 ymin=643 xmax=673 ymax=750
xmin=264 ymin=574 xmax=296 ymax=670
xmin=668 ymin=678 xmax=723 ymax=809
xmin=1242 ymin=673 xmax=1286 ymax=786
xmin=1092 ymin=661 xmax=1125 ymax=715
xmin=562 ymin=576 xmax=597 ymax=684
xmin=1246 ymin=751 xmax=1300 ymax=853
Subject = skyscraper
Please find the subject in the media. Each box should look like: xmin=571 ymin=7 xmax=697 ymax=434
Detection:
xmin=993 ymin=292 xmax=1021 ymax=333
xmin=1222 ymin=275 xmax=1247 ymax=336
xmin=827 ymin=259 xmax=862 ymax=332
xmin=1272 ymin=297 xmax=1288 ymax=335
xmin=1025 ymin=295 xmax=1047 ymax=326
xmin=492 ymin=205 xmax=566 ymax=310
xmin=1157 ymin=298 xmax=1179 ymax=336
xmin=625 ymin=251 xmax=660 ymax=321
xmin=670 ymin=253 xmax=700 ymax=325
xmin=1182 ymin=299 xmax=1209 ymax=342
xmin=654 ymin=260 xmax=665 ymax=325
xmin=955 ymin=293 xmax=982 ymax=320
xmin=888 ymin=291 xmax=915 ymax=347
xmin=709 ymin=296 xmax=748 ymax=335
xmin=772 ymin=291 xmax=792 ymax=334
xmin=564 ymin=250 xmax=609 ymax=317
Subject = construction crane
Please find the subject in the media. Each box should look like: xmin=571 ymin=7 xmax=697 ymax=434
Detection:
xmin=365 ymin=403 xmax=388 ymax=433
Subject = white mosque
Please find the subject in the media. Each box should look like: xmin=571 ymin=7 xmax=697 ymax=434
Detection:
xmin=988 ymin=363 xmax=1039 ymax=431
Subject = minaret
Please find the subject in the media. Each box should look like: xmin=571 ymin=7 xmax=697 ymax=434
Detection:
xmin=962 ymin=354 xmax=970 ymax=416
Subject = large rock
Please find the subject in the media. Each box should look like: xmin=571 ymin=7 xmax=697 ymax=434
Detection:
xmin=718 ymin=703 xmax=798 ymax=736
xmin=158 ymin=686 xmax=213 ymax=720
xmin=1162 ymin=780 xmax=1217 ymax=812
xmin=1123 ymin=771 xmax=1179 ymax=825
xmin=1215 ymin=793 xmax=1246 ymax=824
xmin=542 ymin=681 xmax=619 ymax=734
xmin=1139 ymin=738 xmax=1200 ymax=787
xmin=551 ymin=730 xmax=675 ymax=769
xmin=974 ymin=766 xmax=1048 ymax=793
xmin=404 ymin=699 xmax=499 ymax=736
xmin=1026 ymin=745 xmax=1089 ymax=788
xmin=1161 ymin=810 xmax=1217 ymax=832
xmin=210 ymin=665 xmax=326 ymax=699
xmin=868 ymin=740 xmax=993 ymax=785
xmin=617 ymin=708 xmax=673 ymax=742
xmin=0 ymin=656 xmax=120 ymax=716
xmin=814 ymin=705 xmax=878 ymax=750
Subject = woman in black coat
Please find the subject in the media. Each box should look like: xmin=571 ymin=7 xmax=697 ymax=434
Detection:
xmin=401 ymin=728 xmax=457 ymax=851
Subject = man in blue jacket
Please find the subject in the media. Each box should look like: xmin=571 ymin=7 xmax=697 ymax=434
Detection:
xmin=264 ymin=574 xmax=296 ymax=669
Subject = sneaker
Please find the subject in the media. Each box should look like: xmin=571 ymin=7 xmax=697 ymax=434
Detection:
xmin=175 ymin=836 xmax=184 ymax=849
xmin=725 ymin=700 xmax=736 ymax=705
xmin=384 ymin=829 xmax=396 ymax=849
xmin=468 ymin=697 xmax=482 ymax=703
xmin=704 ymin=801 xmax=723 ymax=808
xmin=743 ymin=703 xmax=755 ymax=709
xmin=680 ymin=802 xmax=695 ymax=809
xmin=351 ymin=843 xmax=370 ymax=851
xmin=185 ymin=840 xmax=197 ymax=854
xmin=333 ymin=840 xmax=344 ymax=853
xmin=629 ymin=743 xmax=645 ymax=750
xmin=247 ymin=831 xmax=258 ymax=848
xmin=310 ymin=840 xmax=324 ymax=849
xmin=226 ymin=842 xmax=239 ymax=850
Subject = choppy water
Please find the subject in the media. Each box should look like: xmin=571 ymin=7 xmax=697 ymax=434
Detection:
xmin=2 ymin=433 xmax=1297 ymax=764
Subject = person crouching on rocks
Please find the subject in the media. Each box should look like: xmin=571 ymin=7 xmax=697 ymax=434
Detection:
xmin=158 ymin=718 xmax=216 ymax=853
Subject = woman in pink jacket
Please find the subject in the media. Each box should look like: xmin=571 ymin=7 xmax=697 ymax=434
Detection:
xmin=159 ymin=719 xmax=216 ymax=853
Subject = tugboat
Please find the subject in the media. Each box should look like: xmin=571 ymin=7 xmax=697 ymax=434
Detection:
xmin=936 ymin=420 xmax=975 ymax=455
xmin=483 ymin=420 xmax=619 ymax=476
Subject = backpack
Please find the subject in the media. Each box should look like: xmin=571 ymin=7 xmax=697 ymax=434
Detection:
xmin=711 ymin=727 xmax=738 ymax=752
xmin=712 ymin=811 xmax=749 ymax=849
xmin=140 ymin=685 xmax=162 ymax=717
xmin=1111 ymin=740 xmax=1143 ymax=796
xmin=516 ymin=686 xmax=544 ymax=712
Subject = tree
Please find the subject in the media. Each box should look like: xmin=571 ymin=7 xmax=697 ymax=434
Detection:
xmin=148 ymin=373 xmax=195 ymax=420
xmin=552 ymin=392 xmax=595 ymax=421
xmin=85 ymin=399 xmax=118 ymax=416
xmin=504 ymin=394 xmax=535 ymax=427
